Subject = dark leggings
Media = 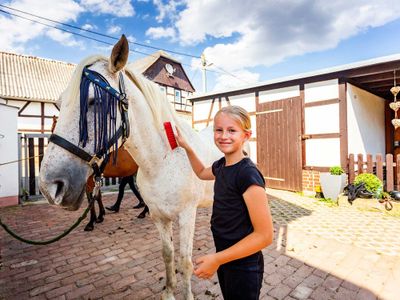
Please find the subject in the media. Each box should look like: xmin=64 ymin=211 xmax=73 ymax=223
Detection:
xmin=214 ymin=236 xmax=264 ymax=300
xmin=116 ymin=175 xmax=144 ymax=206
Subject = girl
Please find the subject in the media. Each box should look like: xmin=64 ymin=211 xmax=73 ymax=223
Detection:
xmin=175 ymin=105 xmax=274 ymax=300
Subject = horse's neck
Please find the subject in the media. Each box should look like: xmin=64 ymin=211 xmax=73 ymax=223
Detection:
xmin=125 ymin=106 xmax=170 ymax=177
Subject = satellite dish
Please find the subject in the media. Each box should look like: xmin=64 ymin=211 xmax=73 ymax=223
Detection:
xmin=165 ymin=63 xmax=174 ymax=75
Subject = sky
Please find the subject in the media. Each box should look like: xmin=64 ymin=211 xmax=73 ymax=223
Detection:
xmin=1 ymin=0 xmax=400 ymax=94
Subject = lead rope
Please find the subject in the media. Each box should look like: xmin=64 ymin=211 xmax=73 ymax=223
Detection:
xmin=0 ymin=179 xmax=101 ymax=245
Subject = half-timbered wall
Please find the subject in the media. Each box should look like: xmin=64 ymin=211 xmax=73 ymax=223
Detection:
xmin=347 ymin=84 xmax=385 ymax=156
xmin=304 ymin=79 xmax=340 ymax=167
xmin=5 ymin=99 xmax=58 ymax=133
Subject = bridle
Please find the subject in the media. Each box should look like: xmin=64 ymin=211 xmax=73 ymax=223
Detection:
xmin=49 ymin=67 xmax=130 ymax=183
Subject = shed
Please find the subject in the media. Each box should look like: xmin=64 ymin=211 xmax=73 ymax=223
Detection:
xmin=188 ymin=54 xmax=400 ymax=192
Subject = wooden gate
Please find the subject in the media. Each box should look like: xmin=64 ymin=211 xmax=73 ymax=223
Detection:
xmin=256 ymin=97 xmax=302 ymax=191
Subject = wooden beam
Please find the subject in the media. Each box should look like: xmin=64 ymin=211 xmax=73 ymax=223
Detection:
xmin=206 ymin=98 xmax=215 ymax=127
xmin=300 ymin=84 xmax=306 ymax=168
xmin=339 ymin=78 xmax=348 ymax=171
xmin=304 ymin=98 xmax=339 ymax=108
xmin=18 ymin=101 xmax=30 ymax=116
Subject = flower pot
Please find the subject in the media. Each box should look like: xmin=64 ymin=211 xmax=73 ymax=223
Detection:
xmin=319 ymin=173 xmax=347 ymax=200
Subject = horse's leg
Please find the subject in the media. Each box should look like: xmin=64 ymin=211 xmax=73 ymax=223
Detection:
xmin=178 ymin=208 xmax=196 ymax=300
xmin=84 ymin=192 xmax=96 ymax=231
xmin=154 ymin=219 xmax=176 ymax=300
xmin=96 ymin=192 xmax=105 ymax=223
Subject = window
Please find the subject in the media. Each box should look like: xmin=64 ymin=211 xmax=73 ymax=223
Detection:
xmin=159 ymin=85 xmax=166 ymax=94
xmin=175 ymin=89 xmax=182 ymax=110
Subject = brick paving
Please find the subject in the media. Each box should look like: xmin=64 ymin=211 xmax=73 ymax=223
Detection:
xmin=1 ymin=189 xmax=399 ymax=299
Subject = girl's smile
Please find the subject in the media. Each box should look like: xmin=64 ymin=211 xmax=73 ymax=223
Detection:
xmin=213 ymin=112 xmax=251 ymax=161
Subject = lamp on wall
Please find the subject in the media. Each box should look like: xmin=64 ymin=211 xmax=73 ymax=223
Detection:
xmin=390 ymin=70 xmax=400 ymax=129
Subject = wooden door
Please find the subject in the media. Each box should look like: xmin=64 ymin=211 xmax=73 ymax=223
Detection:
xmin=256 ymin=97 xmax=302 ymax=191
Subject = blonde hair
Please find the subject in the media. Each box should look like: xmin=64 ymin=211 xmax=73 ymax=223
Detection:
xmin=215 ymin=105 xmax=251 ymax=131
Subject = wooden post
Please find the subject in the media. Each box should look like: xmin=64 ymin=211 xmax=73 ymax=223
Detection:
xmin=349 ymin=154 xmax=355 ymax=183
xmin=397 ymin=154 xmax=400 ymax=190
xmin=357 ymin=154 xmax=364 ymax=175
xmin=366 ymin=154 xmax=373 ymax=173
xmin=386 ymin=154 xmax=394 ymax=191
xmin=28 ymin=138 xmax=35 ymax=195
xmin=376 ymin=154 xmax=383 ymax=182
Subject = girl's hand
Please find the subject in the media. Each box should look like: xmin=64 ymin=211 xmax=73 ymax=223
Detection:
xmin=193 ymin=254 xmax=220 ymax=279
xmin=175 ymin=126 xmax=190 ymax=150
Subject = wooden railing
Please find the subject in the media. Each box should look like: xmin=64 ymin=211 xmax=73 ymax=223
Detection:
xmin=348 ymin=153 xmax=400 ymax=191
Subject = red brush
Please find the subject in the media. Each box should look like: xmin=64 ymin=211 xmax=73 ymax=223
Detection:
xmin=164 ymin=122 xmax=178 ymax=150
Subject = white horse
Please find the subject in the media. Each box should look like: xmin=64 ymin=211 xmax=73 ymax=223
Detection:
xmin=39 ymin=35 xmax=221 ymax=299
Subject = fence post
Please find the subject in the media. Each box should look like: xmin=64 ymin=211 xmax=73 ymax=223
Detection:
xmin=386 ymin=154 xmax=394 ymax=192
xmin=349 ymin=154 xmax=355 ymax=183
xmin=376 ymin=154 xmax=383 ymax=182
xmin=397 ymin=155 xmax=400 ymax=190
xmin=357 ymin=154 xmax=364 ymax=175
xmin=366 ymin=154 xmax=373 ymax=173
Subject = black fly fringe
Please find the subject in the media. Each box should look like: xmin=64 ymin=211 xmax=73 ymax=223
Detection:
xmin=79 ymin=71 xmax=119 ymax=163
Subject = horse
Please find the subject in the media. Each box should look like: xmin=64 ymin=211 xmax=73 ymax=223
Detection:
xmin=52 ymin=116 xmax=148 ymax=232
xmin=39 ymin=35 xmax=220 ymax=300
xmin=85 ymin=146 xmax=149 ymax=231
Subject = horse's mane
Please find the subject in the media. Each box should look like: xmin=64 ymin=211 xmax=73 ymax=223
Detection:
xmin=63 ymin=55 xmax=183 ymax=133
xmin=125 ymin=64 xmax=181 ymax=131
xmin=63 ymin=55 xmax=107 ymax=107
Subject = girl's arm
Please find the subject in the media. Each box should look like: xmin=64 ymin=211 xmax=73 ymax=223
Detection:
xmin=194 ymin=185 xmax=273 ymax=279
xmin=175 ymin=127 xmax=215 ymax=180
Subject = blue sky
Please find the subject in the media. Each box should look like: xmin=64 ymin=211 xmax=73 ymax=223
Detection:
xmin=1 ymin=0 xmax=400 ymax=93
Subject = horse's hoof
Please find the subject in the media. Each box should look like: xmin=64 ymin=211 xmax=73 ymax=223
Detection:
xmin=96 ymin=217 xmax=104 ymax=223
xmin=84 ymin=224 xmax=94 ymax=231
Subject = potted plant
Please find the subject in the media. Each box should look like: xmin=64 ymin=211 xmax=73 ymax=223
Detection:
xmin=319 ymin=166 xmax=347 ymax=200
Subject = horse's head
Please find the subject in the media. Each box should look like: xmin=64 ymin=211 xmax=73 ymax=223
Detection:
xmin=39 ymin=35 xmax=130 ymax=210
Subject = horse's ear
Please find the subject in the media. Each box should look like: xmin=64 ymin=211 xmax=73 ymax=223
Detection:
xmin=109 ymin=34 xmax=129 ymax=73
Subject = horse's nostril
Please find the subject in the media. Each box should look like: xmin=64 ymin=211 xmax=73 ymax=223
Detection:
xmin=55 ymin=180 xmax=65 ymax=199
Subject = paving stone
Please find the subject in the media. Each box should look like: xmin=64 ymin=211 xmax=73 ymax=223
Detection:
xmin=290 ymin=284 xmax=313 ymax=300
xmin=2 ymin=191 xmax=400 ymax=299
xmin=268 ymin=283 xmax=291 ymax=300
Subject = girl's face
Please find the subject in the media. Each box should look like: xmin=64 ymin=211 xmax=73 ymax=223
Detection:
xmin=213 ymin=112 xmax=251 ymax=156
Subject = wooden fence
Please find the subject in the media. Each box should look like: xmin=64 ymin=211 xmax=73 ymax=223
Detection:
xmin=19 ymin=134 xmax=119 ymax=200
xmin=348 ymin=153 xmax=400 ymax=191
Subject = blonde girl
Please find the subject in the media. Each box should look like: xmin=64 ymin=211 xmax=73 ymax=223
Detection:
xmin=176 ymin=105 xmax=273 ymax=300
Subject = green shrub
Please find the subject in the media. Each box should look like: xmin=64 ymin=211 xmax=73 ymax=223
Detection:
xmin=354 ymin=173 xmax=383 ymax=198
xmin=329 ymin=166 xmax=345 ymax=175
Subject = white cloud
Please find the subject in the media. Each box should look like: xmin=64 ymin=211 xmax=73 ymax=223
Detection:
xmin=175 ymin=0 xmax=400 ymax=72
xmin=146 ymin=26 xmax=175 ymax=39
xmin=107 ymin=25 xmax=121 ymax=34
xmin=80 ymin=0 xmax=135 ymax=17
xmin=212 ymin=69 xmax=260 ymax=91
xmin=0 ymin=0 xmax=83 ymax=53
xmin=82 ymin=23 xmax=96 ymax=30
xmin=152 ymin=0 xmax=183 ymax=23
xmin=45 ymin=29 xmax=83 ymax=48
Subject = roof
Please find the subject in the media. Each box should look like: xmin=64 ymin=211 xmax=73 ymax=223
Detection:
xmin=189 ymin=53 xmax=400 ymax=102
xmin=130 ymin=50 xmax=180 ymax=74
xmin=0 ymin=51 xmax=76 ymax=103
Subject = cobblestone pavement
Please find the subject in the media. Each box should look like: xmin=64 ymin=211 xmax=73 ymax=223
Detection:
xmin=1 ymin=190 xmax=399 ymax=299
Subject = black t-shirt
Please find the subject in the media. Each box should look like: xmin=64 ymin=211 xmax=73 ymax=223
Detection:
xmin=211 ymin=157 xmax=265 ymax=243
